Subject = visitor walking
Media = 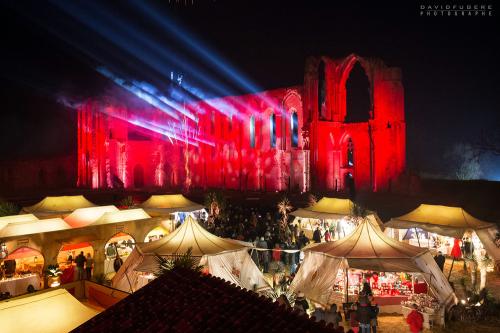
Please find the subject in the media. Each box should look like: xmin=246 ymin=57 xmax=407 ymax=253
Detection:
xmin=313 ymin=227 xmax=322 ymax=243
xmin=356 ymin=299 xmax=374 ymax=333
xmin=75 ymin=251 xmax=86 ymax=280
xmin=324 ymin=229 xmax=332 ymax=242
xmin=433 ymin=251 xmax=446 ymax=271
xmin=370 ymin=301 xmax=379 ymax=333
xmin=406 ymin=303 xmax=424 ymax=333
xmin=349 ymin=304 xmax=359 ymax=333
xmin=85 ymin=253 xmax=93 ymax=280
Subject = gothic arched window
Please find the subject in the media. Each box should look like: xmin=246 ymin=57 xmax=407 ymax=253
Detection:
xmin=270 ymin=113 xmax=276 ymax=148
xmin=249 ymin=116 xmax=255 ymax=148
xmin=291 ymin=112 xmax=299 ymax=147
xmin=347 ymin=138 xmax=354 ymax=167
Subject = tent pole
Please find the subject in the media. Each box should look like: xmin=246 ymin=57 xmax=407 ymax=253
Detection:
xmin=414 ymin=228 xmax=421 ymax=247
xmin=447 ymin=258 xmax=455 ymax=281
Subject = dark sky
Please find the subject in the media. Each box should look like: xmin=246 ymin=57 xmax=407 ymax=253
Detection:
xmin=0 ymin=1 xmax=498 ymax=179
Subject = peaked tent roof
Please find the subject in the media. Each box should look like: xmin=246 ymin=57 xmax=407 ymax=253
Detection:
xmin=0 ymin=214 xmax=39 ymax=230
xmin=291 ymin=197 xmax=354 ymax=219
xmin=64 ymin=206 xmax=119 ymax=228
xmin=133 ymin=216 xmax=252 ymax=273
xmin=138 ymin=216 xmax=250 ymax=257
xmin=20 ymin=195 xmax=96 ymax=217
xmin=139 ymin=194 xmax=204 ymax=216
xmin=90 ymin=209 xmax=151 ymax=226
xmin=386 ymin=204 xmax=495 ymax=238
xmin=0 ymin=218 xmax=72 ymax=238
xmin=0 ymin=289 xmax=98 ymax=333
xmin=306 ymin=215 xmax=427 ymax=272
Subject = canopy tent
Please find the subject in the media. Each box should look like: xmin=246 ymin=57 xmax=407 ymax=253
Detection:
xmin=113 ymin=216 xmax=270 ymax=293
xmin=6 ymin=246 xmax=42 ymax=260
xmin=290 ymin=215 xmax=456 ymax=309
xmin=0 ymin=289 xmax=98 ymax=333
xmin=64 ymin=206 xmax=119 ymax=228
xmin=20 ymin=195 xmax=96 ymax=218
xmin=386 ymin=204 xmax=499 ymax=263
xmin=139 ymin=194 xmax=204 ymax=216
xmin=291 ymin=197 xmax=354 ymax=220
xmin=0 ymin=218 xmax=72 ymax=238
xmin=90 ymin=209 xmax=151 ymax=226
xmin=0 ymin=214 xmax=39 ymax=230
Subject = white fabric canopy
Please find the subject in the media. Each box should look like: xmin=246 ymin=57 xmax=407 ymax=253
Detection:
xmin=20 ymin=195 xmax=96 ymax=218
xmin=90 ymin=209 xmax=151 ymax=226
xmin=112 ymin=217 xmax=270 ymax=293
xmin=64 ymin=206 xmax=119 ymax=228
xmin=290 ymin=197 xmax=354 ymax=219
xmin=139 ymin=194 xmax=204 ymax=216
xmin=0 ymin=289 xmax=98 ymax=333
xmin=0 ymin=218 xmax=72 ymax=238
xmin=0 ymin=214 xmax=39 ymax=230
xmin=290 ymin=215 xmax=456 ymax=309
xmin=386 ymin=204 xmax=495 ymax=238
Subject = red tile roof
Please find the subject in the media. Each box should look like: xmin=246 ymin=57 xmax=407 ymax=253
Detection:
xmin=72 ymin=268 xmax=337 ymax=332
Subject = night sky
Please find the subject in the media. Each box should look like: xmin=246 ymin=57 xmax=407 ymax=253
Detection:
xmin=0 ymin=1 xmax=498 ymax=179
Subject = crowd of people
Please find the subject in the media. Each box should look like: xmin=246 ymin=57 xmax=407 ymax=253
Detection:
xmin=203 ymin=204 xmax=310 ymax=276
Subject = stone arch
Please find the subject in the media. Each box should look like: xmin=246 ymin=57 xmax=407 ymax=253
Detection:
xmin=337 ymin=54 xmax=374 ymax=122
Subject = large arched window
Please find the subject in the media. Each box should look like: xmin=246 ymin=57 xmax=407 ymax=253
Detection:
xmin=345 ymin=62 xmax=371 ymax=123
xmin=249 ymin=116 xmax=255 ymax=148
xmin=270 ymin=113 xmax=276 ymax=148
xmin=291 ymin=112 xmax=299 ymax=147
xmin=347 ymin=138 xmax=354 ymax=166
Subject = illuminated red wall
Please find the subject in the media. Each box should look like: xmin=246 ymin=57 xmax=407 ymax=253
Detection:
xmin=77 ymin=54 xmax=405 ymax=193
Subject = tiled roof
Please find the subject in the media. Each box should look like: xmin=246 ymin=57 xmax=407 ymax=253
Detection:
xmin=73 ymin=268 xmax=337 ymax=333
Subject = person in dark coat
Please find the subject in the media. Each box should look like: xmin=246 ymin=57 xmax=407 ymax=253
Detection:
xmin=356 ymin=299 xmax=374 ymax=333
xmin=313 ymin=227 xmax=322 ymax=243
xmin=434 ymin=251 xmax=446 ymax=271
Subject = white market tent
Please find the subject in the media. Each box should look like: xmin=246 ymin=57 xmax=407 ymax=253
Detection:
xmin=290 ymin=215 xmax=456 ymax=309
xmin=90 ymin=209 xmax=151 ymax=226
xmin=113 ymin=216 xmax=270 ymax=293
xmin=0 ymin=218 xmax=72 ymax=238
xmin=0 ymin=289 xmax=98 ymax=333
xmin=291 ymin=197 xmax=355 ymax=220
xmin=139 ymin=194 xmax=204 ymax=216
xmin=64 ymin=206 xmax=119 ymax=228
xmin=20 ymin=195 xmax=96 ymax=218
xmin=386 ymin=204 xmax=500 ymax=263
xmin=0 ymin=214 xmax=39 ymax=231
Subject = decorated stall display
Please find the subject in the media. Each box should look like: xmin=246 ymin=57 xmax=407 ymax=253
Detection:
xmin=290 ymin=215 xmax=456 ymax=319
xmin=104 ymin=232 xmax=136 ymax=277
xmin=0 ymin=247 xmax=43 ymax=296
xmin=402 ymin=294 xmax=444 ymax=328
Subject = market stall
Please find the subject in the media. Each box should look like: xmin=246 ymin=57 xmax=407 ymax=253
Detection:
xmin=112 ymin=216 xmax=270 ymax=293
xmin=290 ymin=215 xmax=456 ymax=320
xmin=0 ymin=247 xmax=43 ymax=296
xmin=290 ymin=197 xmax=360 ymax=240
xmin=139 ymin=194 xmax=206 ymax=224
xmin=104 ymin=232 xmax=136 ymax=277
xmin=20 ymin=195 xmax=96 ymax=218
xmin=385 ymin=204 xmax=500 ymax=265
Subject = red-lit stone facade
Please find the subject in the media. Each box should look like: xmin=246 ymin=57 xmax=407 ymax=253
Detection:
xmin=77 ymin=54 xmax=405 ymax=192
